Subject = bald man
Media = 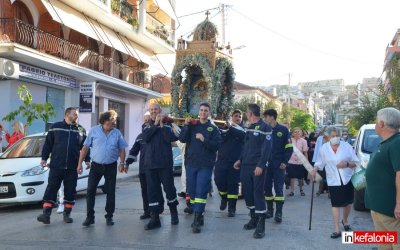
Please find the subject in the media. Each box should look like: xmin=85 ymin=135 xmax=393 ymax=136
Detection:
xmin=126 ymin=113 xmax=164 ymax=220
xmin=142 ymin=104 xmax=179 ymax=230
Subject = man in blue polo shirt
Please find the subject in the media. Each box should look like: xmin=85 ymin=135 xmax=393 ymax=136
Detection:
xmin=77 ymin=110 xmax=128 ymax=227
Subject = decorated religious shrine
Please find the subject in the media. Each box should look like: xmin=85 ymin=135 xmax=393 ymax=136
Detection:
xmin=171 ymin=15 xmax=235 ymax=120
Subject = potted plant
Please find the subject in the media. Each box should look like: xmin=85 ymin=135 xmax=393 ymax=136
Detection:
xmin=111 ymin=0 xmax=121 ymax=15
xmin=127 ymin=18 xmax=139 ymax=29
xmin=120 ymin=0 xmax=133 ymax=21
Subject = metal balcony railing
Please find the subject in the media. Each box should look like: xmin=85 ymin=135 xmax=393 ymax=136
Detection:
xmin=146 ymin=14 xmax=174 ymax=47
xmin=0 ymin=18 xmax=160 ymax=93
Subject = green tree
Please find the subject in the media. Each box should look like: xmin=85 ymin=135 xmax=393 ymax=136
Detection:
xmin=233 ymin=97 xmax=277 ymax=121
xmin=347 ymin=82 xmax=390 ymax=135
xmin=290 ymin=109 xmax=316 ymax=132
xmin=279 ymin=105 xmax=294 ymax=126
xmin=387 ymin=59 xmax=400 ymax=110
xmin=2 ymin=85 xmax=56 ymax=134
xmin=154 ymin=98 xmax=172 ymax=108
xmin=265 ymin=99 xmax=278 ymax=110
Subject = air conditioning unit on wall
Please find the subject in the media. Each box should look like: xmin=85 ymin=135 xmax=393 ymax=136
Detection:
xmin=0 ymin=58 xmax=19 ymax=79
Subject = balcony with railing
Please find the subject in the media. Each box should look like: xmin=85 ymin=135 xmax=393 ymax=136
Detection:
xmin=146 ymin=13 xmax=174 ymax=47
xmin=111 ymin=0 xmax=139 ymax=29
xmin=0 ymin=18 xmax=161 ymax=93
xmin=109 ymin=0 xmax=174 ymax=47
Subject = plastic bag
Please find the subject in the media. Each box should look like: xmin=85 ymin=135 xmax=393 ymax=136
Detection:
xmin=351 ymin=167 xmax=366 ymax=191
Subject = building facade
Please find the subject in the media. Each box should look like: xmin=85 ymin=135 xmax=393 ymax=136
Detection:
xmin=234 ymin=82 xmax=282 ymax=112
xmin=0 ymin=0 xmax=177 ymax=145
xmin=298 ymin=79 xmax=345 ymax=95
xmin=384 ymin=29 xmax=400 ymax=92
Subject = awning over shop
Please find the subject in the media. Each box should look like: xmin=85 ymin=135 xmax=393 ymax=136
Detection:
xmin=154 ymin=0 xmax=176 ymax=20
xmin=41 ymin=0 xmax=153 ymax=66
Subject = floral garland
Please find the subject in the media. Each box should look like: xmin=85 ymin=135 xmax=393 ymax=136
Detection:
xmin=214 ymin=58 xmax=235 ymax=119
xmin=171 ymin=54 xmax=213 ymax=116
xmin=171 ymin=54 xmax=235 ymax=119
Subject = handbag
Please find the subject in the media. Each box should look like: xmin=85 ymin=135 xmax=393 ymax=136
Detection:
xmin=351 ymin=167 xmax=366 ymax=191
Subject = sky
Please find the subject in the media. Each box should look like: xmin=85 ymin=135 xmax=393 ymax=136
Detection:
xmin=160 ymin=0 xmax=400 ymax=87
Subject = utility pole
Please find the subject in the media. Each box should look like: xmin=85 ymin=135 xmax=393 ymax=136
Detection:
xmin=221 ymin=3 xmax=227 ymax=46
xmin=357 ymin=82 xmax=361 ymax=108
xmin=288 ymin=73 xmax=291 ymax=109
xmin=288 ymin=73 xmax=291 ymax=127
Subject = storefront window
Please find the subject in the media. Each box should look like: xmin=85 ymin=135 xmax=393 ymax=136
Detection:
xmin=46 ymin=87 xmax=65 ymax=129
xmin=108 ymin=100 xmax=125 ymax=136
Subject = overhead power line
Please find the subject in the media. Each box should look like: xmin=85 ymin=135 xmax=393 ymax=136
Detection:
xmin=178 ymin=6 xmax=220 ymax=18
xmin=230 ymin=7 xmax=382 ymax=66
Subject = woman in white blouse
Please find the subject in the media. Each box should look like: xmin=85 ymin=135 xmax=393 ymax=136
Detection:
xmin=311 ymin=126 xmax=359 ymax=239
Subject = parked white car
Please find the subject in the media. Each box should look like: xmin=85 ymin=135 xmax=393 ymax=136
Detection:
xmin=353 ymin=124 xmax=382 ymax=211
xmin=0 ymin=133 xmax=104 ymax=204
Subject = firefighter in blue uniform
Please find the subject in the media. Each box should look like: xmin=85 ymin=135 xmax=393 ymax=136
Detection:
xmin=38 ymin=107 xmax=89 ymax=224
xmin=234 ymin=104 xmax=273 ymax=239
xmin=263 ymin=109 xmax=293 ymax=223
xmin=142 ymin=103 xmax=179 ymax=230
xmin=214 ymin=109 xmax=245 ymax=217
xmin=179 ymin=102 xmax=222 ymax=234
xmin=126 ymin=114 xmax=165 ymax=220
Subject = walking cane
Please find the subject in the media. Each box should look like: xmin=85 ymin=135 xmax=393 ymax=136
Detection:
xmin=309 ymin=180 xmax=315 ymax=230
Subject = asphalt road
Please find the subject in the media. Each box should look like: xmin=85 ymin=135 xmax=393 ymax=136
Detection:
xmin=0 ymin=164 xmax=377 ymax=250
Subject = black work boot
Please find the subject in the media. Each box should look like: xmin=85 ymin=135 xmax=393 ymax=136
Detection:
xmin=275 ymin=201 xmax=284 ymax=223
xmin=244 ymin=209 xmax=257 ymax=230
xmin=199 ymin=213 xmax=204 ymax=226
xmin=191 ymin=212 xmax=202 ymax=233
xmin=106 ymin=216 xmax=114 ymax=226
xmin=140 ymin=211 xmax=151 ymax=220
xmin=184 ymin=199 xmax=194 ymax=214
xmin=63 ymin=207 xmax=73 ymax=223
xmin=253 ymin=214 xmax=266 ymax=239
xmin=82 ymin=217 xmax=95 ymax=227
xmin=37 ymin=207 xmax=52 ymax=224
xmin=144 ymin=212 xmax=161 ymax=230
xmin=219 ymin=195 xmax=227 ymax=211
xmin=227 ymin=199 xmax=237 ymax=217
xmin=266 ymin=200 xmax=274 ymax=219
xmin=170 ymin=205 xmax=179 ymax=225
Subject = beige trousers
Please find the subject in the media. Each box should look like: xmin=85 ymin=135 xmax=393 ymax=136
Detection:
xmin=370 ymin=210 xmax=400 ymax=250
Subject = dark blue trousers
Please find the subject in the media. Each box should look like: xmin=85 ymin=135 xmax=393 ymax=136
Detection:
xmin=214 ymin=163 xmax=240 ymax=200
xmin=186 ymin=166 xmax=213 ymax=213
xmin=146 ymin=168 xmax=178 ymax=214
xmin=43 ymin=168 xmax=77 ymax=206
xmin=240 ymin=165 xmax=267 ymax=214
xmin=265 ymin=164 xmax=286 ymax=203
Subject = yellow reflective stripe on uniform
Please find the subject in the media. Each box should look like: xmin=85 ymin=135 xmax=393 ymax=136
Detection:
xmin=190 ymin=199 xmax=195 ymax=204
xmin=194 ymin=198 xmax=207 ymax=204
xmin=265 ymin=196 xmax=275 ymax=201
xmin=219 ymin=191 xmax=228 ymax=195
xmin=285 ymin=144 xmax=293 ymax=149
xmin=275 ymin=196 xmax=285 ymax=201
xmin=227 ymin=194 xmax=238 ymax=199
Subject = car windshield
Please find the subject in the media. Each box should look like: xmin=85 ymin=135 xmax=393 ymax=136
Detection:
xmin=361 ymin=129 xmax=382 ymax=154
xmin=0 ymin=136 xmax=45 ymax=159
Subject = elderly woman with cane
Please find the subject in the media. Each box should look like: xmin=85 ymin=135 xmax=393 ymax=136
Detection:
xmin=311 ymin=126 xmax=359 ymax=239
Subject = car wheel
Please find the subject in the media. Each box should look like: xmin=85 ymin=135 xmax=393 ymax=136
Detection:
xmin=354 ymin=188 xmax=369 ymax=211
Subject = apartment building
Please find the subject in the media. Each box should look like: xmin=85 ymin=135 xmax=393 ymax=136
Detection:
xmin=0 ymin=0 xmax=177 ymax=144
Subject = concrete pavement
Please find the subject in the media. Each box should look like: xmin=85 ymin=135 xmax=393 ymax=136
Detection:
xmin=0 ymin=164 xmax=377 ymax=250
